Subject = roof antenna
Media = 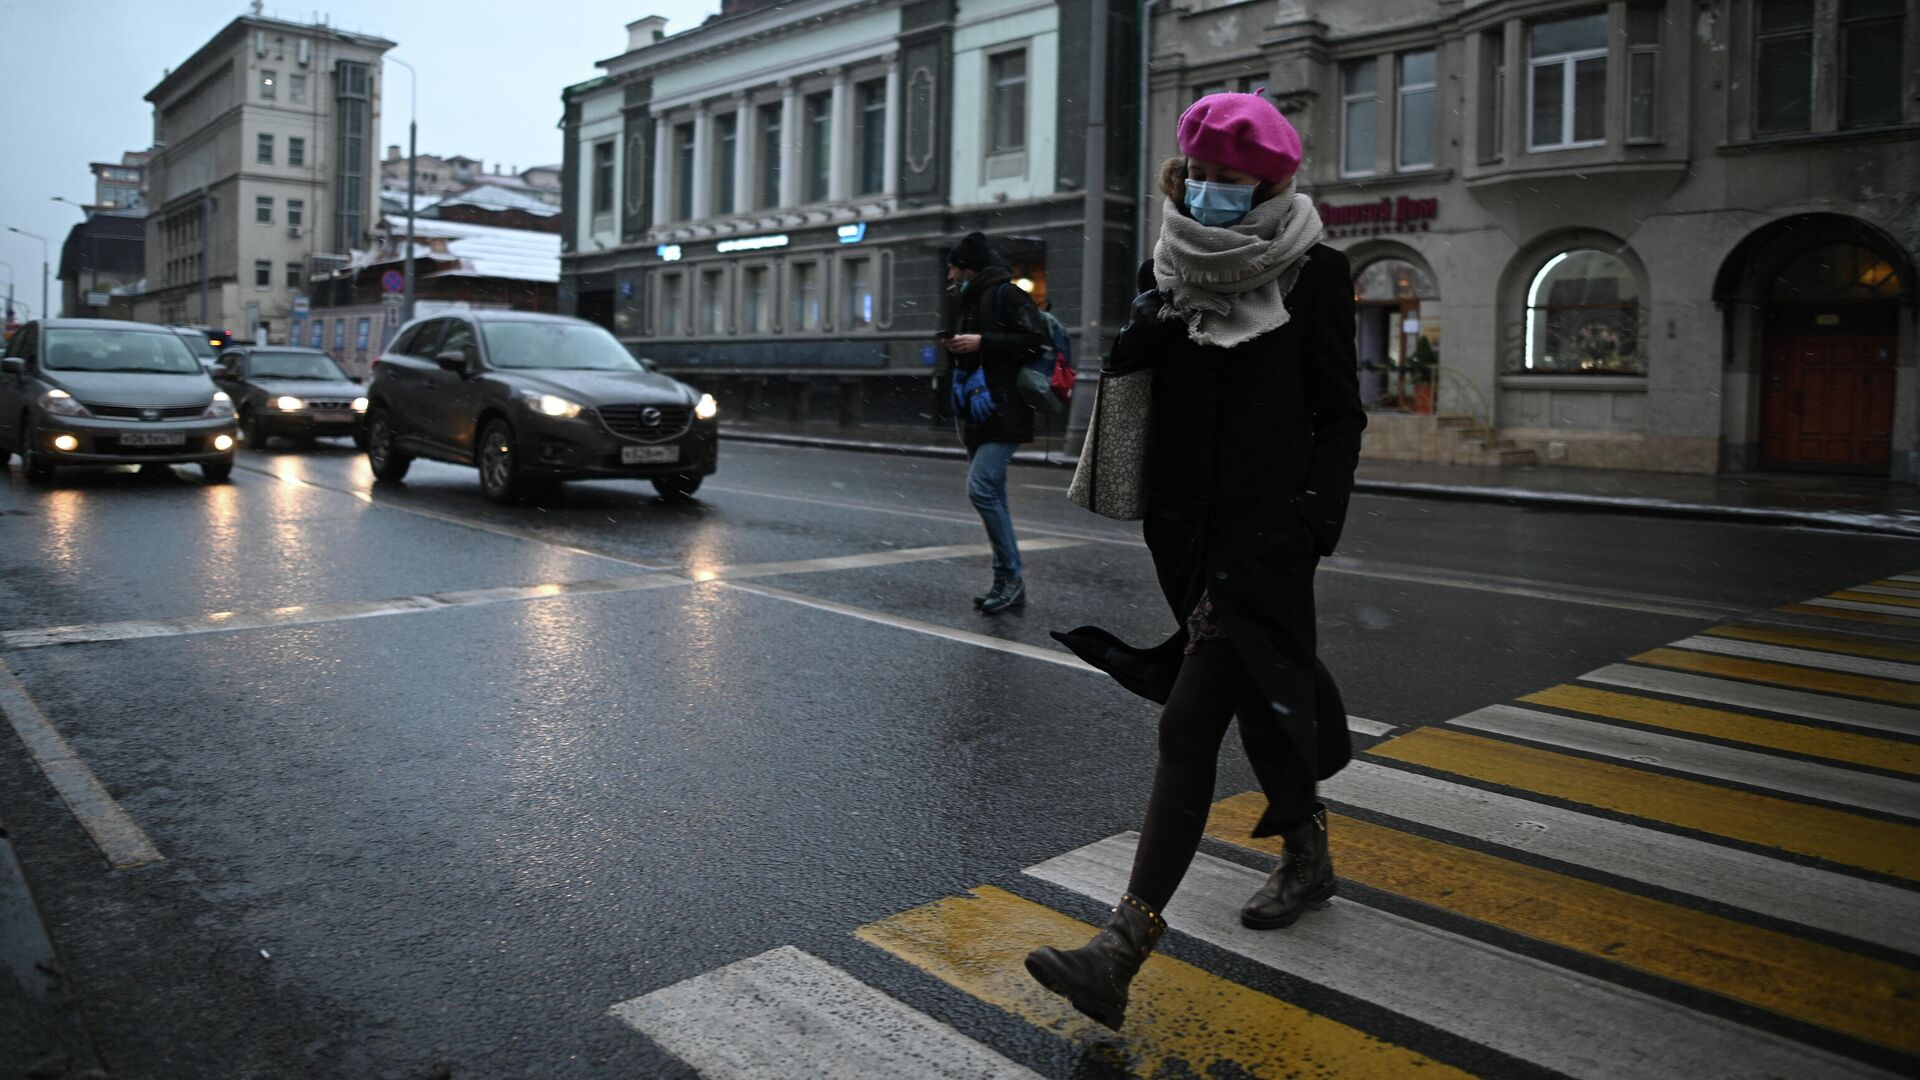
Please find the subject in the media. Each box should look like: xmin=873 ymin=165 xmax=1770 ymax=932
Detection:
xmin=250 ymin=0 xmax=264 ymax=15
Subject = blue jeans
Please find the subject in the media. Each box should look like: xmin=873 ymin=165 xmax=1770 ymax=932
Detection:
xmin=967 ymin=441 xmax=1022 ymax=581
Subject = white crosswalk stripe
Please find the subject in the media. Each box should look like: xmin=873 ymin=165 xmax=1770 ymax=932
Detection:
xmin=1027 ymin=835 xmax=1898 ymax=1080
xmin=1672 ymin=634 xmax=1920 ymax=683
xmin=1803 ymin=597 xmax=1920 ymax=618
xmin=1580 ymin=663 xmax=1920 ymax=736
xmin=1451 ymin=703 xmax=1920 ymax=818
xmin=608 ymin=945 xmax=1044 ymax=1080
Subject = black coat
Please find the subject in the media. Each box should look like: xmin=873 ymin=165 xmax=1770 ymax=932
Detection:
xmin=1056 ymin=244 xmax=1367 ymax=823
xmin=947 ymin=266 xmax=1045 ymax=447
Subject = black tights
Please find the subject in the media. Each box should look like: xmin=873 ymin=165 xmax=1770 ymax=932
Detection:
xmin=1124 ymin=638 xmax=1317 ymax=913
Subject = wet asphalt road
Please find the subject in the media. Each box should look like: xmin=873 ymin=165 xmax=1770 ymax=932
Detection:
xmin=0 ymin=438 xmax=1911 ymax=1079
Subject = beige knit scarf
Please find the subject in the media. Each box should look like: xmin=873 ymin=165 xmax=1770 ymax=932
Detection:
xmin=1152 ymin=181 xmax=1324 ymax=349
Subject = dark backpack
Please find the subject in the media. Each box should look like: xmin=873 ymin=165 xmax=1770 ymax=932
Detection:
xmin=1038 ymin=310 xmax=1074 ymax=407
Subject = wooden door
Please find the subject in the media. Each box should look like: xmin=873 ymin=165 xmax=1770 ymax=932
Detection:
xmin=1761 ymin=335 xmax=1896 ymax=470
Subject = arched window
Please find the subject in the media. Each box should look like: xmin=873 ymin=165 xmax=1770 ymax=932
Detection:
xmin=1523 ymin=248 xmax=1643 ymax=374
xmin=1769 ymin=243 xmax=1903 ymax=302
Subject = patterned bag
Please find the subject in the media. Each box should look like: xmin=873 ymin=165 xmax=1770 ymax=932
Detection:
xmin=1068 ymin=368 xmax=1152 ymax=520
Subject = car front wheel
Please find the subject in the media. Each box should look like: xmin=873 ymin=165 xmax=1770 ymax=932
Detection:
xmin=477 ymin=418 xmax=525 ymax=504
xmin=240 ymin=409 xmax=267 ymax=448
xmin=366 ymin=407 xmax=412 ymax=482
xmin=201 ymin=456 xmax=234 ymax=483
xmin=20 ymin=420 xmax=55 ymax=485
xmin=652 ymin=475 xmax=702 ymax=501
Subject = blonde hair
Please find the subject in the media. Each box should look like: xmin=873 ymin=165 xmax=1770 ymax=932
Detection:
xmin=1158 ymin=155 xmax=1288 ymax=211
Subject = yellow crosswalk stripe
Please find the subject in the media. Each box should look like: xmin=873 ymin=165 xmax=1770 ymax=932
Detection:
xmin=1781 ymin=602 xmax=1920 ymax=625
xmin=1868 ymin=579 xmax=1920 ymax=595
xmin=1632 ymin=646 xmax=1920 ymax=706
xmin=1519 ymin=684 xmax=1920 ymax=776
xmin=1831 ymin=589 xmax=1920 ymax=609
xmin=1206 ymin=794 xmax=1920 ymax=1054
xmin=1368 ymin=727 xmax=1920 ymax=880
xmin=855 ymin=885 xmax=1478 ymax=1079
xmin=1706 ymin=624 xmax=1920 ymax=664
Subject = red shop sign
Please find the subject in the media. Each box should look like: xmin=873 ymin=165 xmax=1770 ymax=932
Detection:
xmin=1318 ymin=195 xmax=1439 ymax=235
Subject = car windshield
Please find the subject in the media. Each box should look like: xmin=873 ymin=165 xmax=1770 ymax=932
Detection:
xmin=46 ymin=329 xmax=203 ymax=374
xmin=480 ymin=321 xmax=642 ymax=371
xmin=249 ymin=351 xmax=348 ymax=380
xmin=173 ymin=332 xmax=218 ymax=360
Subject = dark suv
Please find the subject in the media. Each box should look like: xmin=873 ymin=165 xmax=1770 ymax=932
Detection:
xmin=363 ymin=310 xmax=718 ymax=503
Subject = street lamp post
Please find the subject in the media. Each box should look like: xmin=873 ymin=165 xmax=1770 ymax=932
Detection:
xmin=388 ymin=56 xmax=419 ymax=324
xmin=4 ymin=226 xmax=50 ymax=321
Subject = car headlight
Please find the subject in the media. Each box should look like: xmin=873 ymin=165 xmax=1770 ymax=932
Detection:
xmin=518 ymin=390 xmax=583 ymax=418
xmin=41 ymin=389 xmax=90 ymax=418
xmin=274 ymin=395 xmax=306 ymax=411
xmin=203 ymin=391 xmax=235 ymax=419
xmin=694 ymin=393 xmax=718 ymax=420
xmin=351 ymin=396 xmax=369 ymax=414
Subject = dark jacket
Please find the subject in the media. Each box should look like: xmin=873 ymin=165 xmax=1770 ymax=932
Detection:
xmin=948 ymin=265 xmax=1045 ymax=448
xmin=1055 ymin=244 xmax=1367 ymax=826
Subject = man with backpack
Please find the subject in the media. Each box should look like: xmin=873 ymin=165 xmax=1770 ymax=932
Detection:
xmin=943 ymin=231 xmax=1047 ymax=614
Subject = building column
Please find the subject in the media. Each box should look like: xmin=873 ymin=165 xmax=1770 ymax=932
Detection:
xmin=779 ymin=80 xmax=802 ymax=208
xmin=882 ymin=55 xmax=901 ymax=197
xmin=652 ymin=115 xmax=672 ymax=227
xmin=731 ymin=97 xmax=754 ymax=217
xmin=691 ymin=104 xmax=713 ymax=220
xmin=829 ymin=67 xmax=853 ymax=202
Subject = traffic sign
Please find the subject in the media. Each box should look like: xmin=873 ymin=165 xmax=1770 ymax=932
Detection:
xmin=381 ymin=270 xmax=405 ymax=294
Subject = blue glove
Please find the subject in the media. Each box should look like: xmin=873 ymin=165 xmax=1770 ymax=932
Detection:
xmin=957 ymin=366 xmax=995 ymax=422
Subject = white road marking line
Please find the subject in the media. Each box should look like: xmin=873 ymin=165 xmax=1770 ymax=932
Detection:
xmin=1450 ymin=704 xmax=1920 ymax=819
xmin=1889 ymin=574 xmax=1920 ymax=584
xmin=1850 ymin=584 xmax=1920 ymax=599
xmin=0 ymin=657 xmax=162 ymax=870
xmin=1669 ymin=635 xmax=1920 ymax=683
xmin=706 ymin=536 xmax=1086 ymax=582
xmin=608 ymin=945 xmax=1043 ymax=1080
xmin=1028 ymin=835 xmax=1893 ymax=1080
xmin=1320 ymin=559 xmax=1745 ymax=621
xmin=1802 ymin=597 xmax=1920 ymax=619
xmin=704 ymin=481 xmax=1140 ymax=546
xmin=1581 ymin=663 xmax=1920 ymax=737
xmin=1745 ymin=610 xmax=1920 ymax=645
xmin=1347 ymin=715 xmax=1397 ymax=737
xmin=1324 ymin=760 xmax=1920 ymax=956
xmin=1022 ymin=483 xmax=1070 ymax=492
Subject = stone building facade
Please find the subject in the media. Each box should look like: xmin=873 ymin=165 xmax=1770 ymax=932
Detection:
xmin=1150 ymin=0 xmax=1918 ymax=478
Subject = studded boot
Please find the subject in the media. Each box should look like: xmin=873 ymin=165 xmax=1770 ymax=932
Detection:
xmin=1024 ymin=893 xmax=1166 ymax=1030
xmin=1241 ymin=806 xmax=1335 ymax=930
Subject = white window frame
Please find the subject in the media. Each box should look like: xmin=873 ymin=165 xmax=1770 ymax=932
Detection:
xmin=1527 ymin=20 xmax=1608 ymax=152
xmin=789 ymin=259 xmax=826 ymax=333
xmin=257 ymin=133 xmax=274 ymax=164
xmin=289 ymin=136 xmax=306 ymax=167
xmin=1626 ymin=7 xmax=1662 ymax=143
xmin=1396 ymin=49 xmax=1438 ymax=171
xmin=1340 ymin=58 xmax=1380 ymax=178
xmin=287 ymin=199 xmax=304 ymax=227
xmin=659 ymin=271 xmax=687 ymax=337
xmin=259 ymin=70 xmax=277 ymax=99
xmin=255 ymin=196 xmax=274 ymax=225
xmin=288 ymin=73 xmax=307 ymax=104
xmin=697 ymin=265 xmax=730 ymax=336
xmin=742 ymin=262 xmax=778 ymax=334
xmin=254 ymin=260 xmax=273 ymax=289
xmin=986 ymin=47 xmax=1029 ymax=157
xmin=840 ymin=255 xmax=878 ymax=332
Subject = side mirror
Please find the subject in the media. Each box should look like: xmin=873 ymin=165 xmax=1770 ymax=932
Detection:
xmin=0 ymin=356 xmax=23 ymax=376
xmin=434 ymin=349 xmax=469 ymax=372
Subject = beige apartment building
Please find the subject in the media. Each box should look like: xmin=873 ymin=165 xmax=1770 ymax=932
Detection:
xmin=135 ymin=14 xmax=392 ymax=344
xmin=1149 ymin=0 xmax=1917 ymax=479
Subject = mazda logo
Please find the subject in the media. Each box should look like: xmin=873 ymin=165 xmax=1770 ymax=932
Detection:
xmin=141 ymin=408 xmax=160 ymax=421
xmin=641 ymin=407 xmax=663 ymax=427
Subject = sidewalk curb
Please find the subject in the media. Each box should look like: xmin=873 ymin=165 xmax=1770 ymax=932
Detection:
xmin=720 ymin=430 xmax=1920 ymax=539
xmin=1 ymin=818 xmax=106 ymax=1078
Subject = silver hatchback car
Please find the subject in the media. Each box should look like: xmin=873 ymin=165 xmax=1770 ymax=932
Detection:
xmin=0 ymin=318 xmax=239 ymax=484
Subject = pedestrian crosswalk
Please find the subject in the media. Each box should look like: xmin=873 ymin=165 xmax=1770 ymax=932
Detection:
xmin=608 ymin=569 xmax=1920 ymax=1077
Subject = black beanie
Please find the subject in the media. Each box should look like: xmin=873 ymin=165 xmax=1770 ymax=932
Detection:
xmin=947 ymin=231 xmax=1003 ymax=272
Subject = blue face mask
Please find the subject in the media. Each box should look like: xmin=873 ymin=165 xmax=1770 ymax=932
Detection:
xmin=1184 ymin=179 xmax=1257 ymax=228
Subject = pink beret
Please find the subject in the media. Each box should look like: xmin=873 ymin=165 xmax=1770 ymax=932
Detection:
xmin=1176 ymin=91 xmax=1301 ymax=182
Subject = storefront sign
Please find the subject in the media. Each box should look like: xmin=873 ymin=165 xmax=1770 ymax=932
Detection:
xmin=837 ymin=223 xmax=868 ymax=244
xmin=1318 ymin=195 xmax=1439 ymax=236
xmin=656 ymin=244 xmax=683 ymax=262
xmin=716 ymin=233 xmax=790 ymax=254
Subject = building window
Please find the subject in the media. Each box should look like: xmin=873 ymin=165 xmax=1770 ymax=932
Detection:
xmin=592 ymin=140 xmax=615 ymax=215
xmin=1486 ymin=40 xmax=1508 ymax=161
xmin=286 ymin=263 xmax=302 ymax=288
xmin=289 ymin=137 xmax=306 ymax=167
xmin=716 ymin=112 xmax=739 ymax=215
xmin=289 ymin=73 xmax=306 ymax=104
xmin=843 ymin=257 xmax=876 ymax=330
xmin=744 ymin=266 xmax=774 ymax=333
xmin=792 ymin=262 xmax=822 ymax=331
xmin=258 ymin=133 xmax=274 ymax=164
xmin=758 ymin=103 xmax=783 ymax=209
xmin=1754 ymin=0 xmax=1814 ymax=134
xmin=857 ymin=79 xmax=887 ymax=195
xmin=356 ymin=318 xmax=370 ymax=351
xmin=699 ymin=268 xmax=727 ymax=334
xmin=255 ymin=260 xmax=273 ymax=288
xmin=805 ymin=93 xmax=832 ymax=203
xmin=260 ymin=70 xmax=277 ymax=99
xmin=288 ymin=199 xmax=304 ymax=227
xmin=334 ymin=60 xmax=370 ymax=253
xmin=1522 ymin=248 xmax=1644 ymax=375
xmin=1627 ymin=8 xmax=1662 ymax=142
xmin=1341 ymin=59 xmax=1378 ymax=176
xmin=310 ymin=320 xmax=324 ymax=349
xmin=333 ymin=319 xmax=345 ymax=351
xmin=673 ymin=123 xmax=696 ymax=219
xmin=1397 ymin=50 xmax=1437 ymax=170
xmin=1529 ymin=13 xmax=1607 ymax=150
xmin=988 ymin=50 xmax=1027 ymax=154
xmin=255 ymin=196 xmax=274 ymax=224
xmin=1842 ymin=0 xmax=1905 ymax=129
xmin=662 ymin=273 xmax=684 ymax=336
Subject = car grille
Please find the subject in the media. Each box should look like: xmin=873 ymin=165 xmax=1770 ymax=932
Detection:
xmin=597 ymin=404 xmax=692 ymax=443
xmin=301 ymin=399 xmax=357 ymax=412
xmin=84 ymin=402 xmax=206 ymax=420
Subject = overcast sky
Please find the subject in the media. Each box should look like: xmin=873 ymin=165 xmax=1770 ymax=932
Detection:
xmin=0 ymin=0 xmax=720 ymax=315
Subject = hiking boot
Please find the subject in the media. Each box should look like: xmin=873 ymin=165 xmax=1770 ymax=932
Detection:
xmin=979 ymin=578 xmax=1025 ymax=614
xmin=1024 ymin=894 xmax=1165 ymax=1030
xmin=974 ymin=575 xmax=1010 ymax=609
xmin=1242 ymin=806 xmax=1334 ymax=929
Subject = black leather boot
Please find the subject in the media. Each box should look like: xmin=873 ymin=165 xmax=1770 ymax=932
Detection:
xmin=1024 ymin=893 xmax=1166 ymax=1030
xmin=979 ymin=578 xmax=1025 ymax=614
xmin=973 ymin=575 xmax=1009 ymax=608
xmin=1241 ymin=806 xmax=1334 ymax=929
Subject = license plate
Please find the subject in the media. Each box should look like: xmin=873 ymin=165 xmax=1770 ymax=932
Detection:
xmin=119 ymin=433 xmax=186 ymax=447
xmin=621 ymin=444 xmax=678 ymax=465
